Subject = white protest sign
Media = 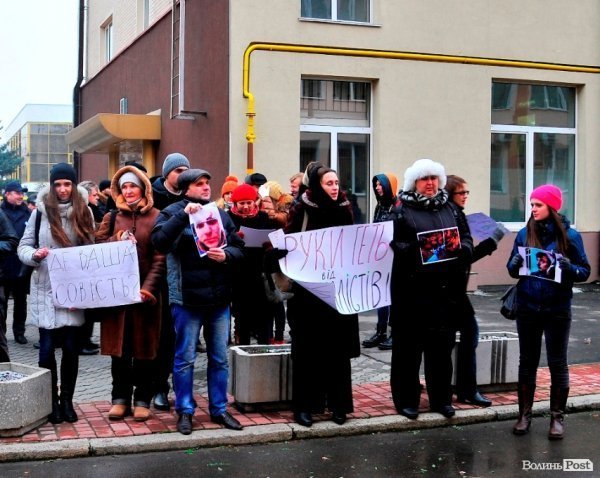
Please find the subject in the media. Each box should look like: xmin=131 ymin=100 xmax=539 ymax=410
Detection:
xmin=47 ymin=241 xmax=142 ymax=309
xmin=269 ymin=221 xmax=394 ymax=315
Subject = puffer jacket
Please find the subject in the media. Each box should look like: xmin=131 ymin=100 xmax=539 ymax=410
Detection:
xmin=0 ymin=201 xmax=30 ymax=280
xmin=151 ymin=199 xmax=244 ymax=307
xmin=17 ymin=186 xmax=94 ymax=329
xmin=372 ymin=173 xmax=399 ymax=223
xmin=507 ymin=216 xmax=590 ymax=313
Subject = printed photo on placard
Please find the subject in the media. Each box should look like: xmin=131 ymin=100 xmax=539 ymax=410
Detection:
xmin=518 ymin=246 xmax=562 ymax=283
xmin=189 ymin=202 xmax=227 ymax=257
xmin=417 ymin=226 xmax=461 ymax=264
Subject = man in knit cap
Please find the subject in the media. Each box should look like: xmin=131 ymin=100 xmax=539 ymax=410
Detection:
xmin=152 ymin=169 xmax=245 ymax=434
xmin=150 ymin=152 xmax=191 ymax=412
xmin=152 ymin=152 xmax=191 ymax=211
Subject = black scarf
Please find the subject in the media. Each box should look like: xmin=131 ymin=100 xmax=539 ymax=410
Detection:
xmin=400 ymin=189 xmax=448 ymax=210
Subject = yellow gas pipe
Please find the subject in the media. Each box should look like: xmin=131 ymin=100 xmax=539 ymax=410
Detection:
xmin=243 ymin=42 xmax=600 ymax=173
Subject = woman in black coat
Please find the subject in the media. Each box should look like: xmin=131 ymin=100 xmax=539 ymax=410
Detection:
xmin=285 ymin=162 xmax=360 ymax=427
xmin=390 ymin=159 xmax=473 ymax=420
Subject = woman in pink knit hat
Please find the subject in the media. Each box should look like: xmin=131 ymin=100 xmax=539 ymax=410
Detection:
xmin=506 ymin=184 xmax=590 ymax=440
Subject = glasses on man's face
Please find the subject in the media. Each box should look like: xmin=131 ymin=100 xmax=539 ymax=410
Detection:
xmin=453 ymin=190 xmax=470 ymax=196
xmin=196 ymin=218 xmax=218 ymax=229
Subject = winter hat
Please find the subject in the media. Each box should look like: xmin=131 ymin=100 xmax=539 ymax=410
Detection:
xmin=118 ymin=172 xmax=144 ymax=190
xmin=50 ymin=162 xmax=77 ymax=184
xmin=403 ymin=158 xmax=446 ymax=192
xmin=308 ymin=162 xmax=334 ymax=192
xmin=4 ymin=181 xmax=27 ymax=194
xmin=231 ymin=184 xmax=258 ymax=203
xmin=264 ymin=181 xmax=283 ymax=201
xmin=124 ymin=160 xmax=148 ymax=173
xmin=98 ymin=179 xmax=111 ymax=191
xmin=221 ymin=175 xmax=239 ymax=197
xmin=530 ymin=184 xmax=563 ymax=212
xmin=162 ymin=152 xmax=190 ymax=178
xmin=244 ymin=172 xmax=267 ymax=187
xmin=177 ymin=168 xmax=211 ymax=193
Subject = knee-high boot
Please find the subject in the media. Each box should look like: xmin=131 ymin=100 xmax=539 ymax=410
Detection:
xmin=548 ymin=386 xmax=569 ymax=440
xmin=60 ymin=392 xmax=78 ymax=423
xmin=513 ymin=383 xmax=536 ymax=435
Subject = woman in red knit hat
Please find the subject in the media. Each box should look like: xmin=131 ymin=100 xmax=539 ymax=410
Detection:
xmin=507 ymin=184 xmax=590 ymax=440
xmin=216 ymin=175 xmax=239 ymax=212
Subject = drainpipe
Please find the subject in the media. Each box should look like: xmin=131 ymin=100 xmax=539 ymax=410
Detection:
xmin=242 ymin=42 xmax=600 ymax=173
xmin=72 ymin=0 xmax=87 ymax=179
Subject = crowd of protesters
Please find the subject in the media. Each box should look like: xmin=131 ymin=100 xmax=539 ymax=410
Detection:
xmin=0 ymin=154 xmax=589 ymax=441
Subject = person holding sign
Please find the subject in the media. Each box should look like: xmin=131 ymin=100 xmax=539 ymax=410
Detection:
xmin=284 ymin=162 xmax=359 ymax=428
xmin=446 ymin=174 xmax=505 ymax=408
xmin=507 ymin=185 xmax=590 ymax=440
xmin=151 ymin=169 xmax=245 ymax=434
xmin=94 ymin=166 xmax=166 ymax=422
xmin=389 ymin=159 xmax=473 ymax=421
xmin=228 ymin=183 xmax=279 ymax=345
xmin=17 ymin=163 xmax=96 ymax=424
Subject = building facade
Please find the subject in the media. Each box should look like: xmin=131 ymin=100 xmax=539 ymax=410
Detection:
xmin=71 ymin=0 xmax=600 ymax=286
xmin=5 ymin=104 xmax=73 ymax=189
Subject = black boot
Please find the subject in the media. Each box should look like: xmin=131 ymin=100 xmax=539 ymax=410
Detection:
xmin=378 ymin=335 xmax=393 ymax=350
xmin=362 ymin=325 xmax=387 ymax=348
xmin=48 ymin=395 xmax=63 ymax=424
xmin=60 ymin=393 xmax=78 ymax=423
xmin=513 ymin=383 xmax=535 ymax=435
xmin=548 ymin=386 xmax=569 ymax=440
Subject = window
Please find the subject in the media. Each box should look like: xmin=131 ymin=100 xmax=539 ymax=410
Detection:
xmin=300 ymin=79 xmax=372 ymax=223
xmin=137 ymin=0 xmax=150 ymax=32
xmin=102 ymin=17 xmax=114 ymax=63
xmin=301 ymin=0 xmax=370 ymax=23
xmin=490 ymin=82 xmax=576 ymax=224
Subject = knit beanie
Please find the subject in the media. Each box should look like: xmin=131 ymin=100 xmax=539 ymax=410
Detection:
xmin=231 ymin=184 xmax=258 ymax=203
xmin=98 ymin=179 xmax=111 ymax=191
xmin=244 ymin=172 xmax=267 ymax=187
xmin=221 ymin=175 xmax=239 ymax=197
xmin=50 ymin=162 xmax=77 ymax=184
xmin=403 ymin=158 xmax=446 ymax=192
xmin=530 ymin=184 xmax=563 ymax=212
xmin=162 ymin=152 xmax=190 ymax=178
xmin=118 ymin=172 xmax=144 ymax=190
xmin=177 ymin=168 xmax=212 ymax=193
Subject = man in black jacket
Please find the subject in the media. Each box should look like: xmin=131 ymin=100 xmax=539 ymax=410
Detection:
xmin=1 ymin=181 xmax=31 ymax=345
xmin=0 ymin=207 xmax=20 ymax=361
xmin=151 ymin=169 xmax=244 ymax=435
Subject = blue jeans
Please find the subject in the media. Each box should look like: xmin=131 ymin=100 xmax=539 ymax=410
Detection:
xmin=171 ymin=303 xmax=231 ymax=416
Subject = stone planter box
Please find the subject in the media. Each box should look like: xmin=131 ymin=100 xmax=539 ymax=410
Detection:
xmin=0 ymin=363 xmax=51 ymax=437
xmin=229 ymin=344 xmax=292 ymax=412
xmin=452 ymin=331 xmax=519 ymax=391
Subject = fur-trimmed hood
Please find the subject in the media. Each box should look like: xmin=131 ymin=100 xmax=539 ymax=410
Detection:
xmin=36 ymin=184 xmax=89 ymax=217
xmin=110 ymin=165 xmax=154 ymax=214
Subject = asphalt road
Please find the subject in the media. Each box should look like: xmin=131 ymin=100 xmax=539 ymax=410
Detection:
xmin=1 ymin=411 xmax=598 ymax=477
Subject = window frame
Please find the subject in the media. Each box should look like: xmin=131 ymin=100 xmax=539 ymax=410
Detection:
xmin=300 ymin=0 xmax=373 ymax=24
xmin=102 ymin=17 xmax=114 ymax=63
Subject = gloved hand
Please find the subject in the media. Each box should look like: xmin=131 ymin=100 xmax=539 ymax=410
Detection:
xmin=508 ymin=254 xmax=524 ymax=270
xmin=558 ymin=256 xmax=572 ymax=272
xmin=269 ymin=247 xmax=289 ymax=260
xmin=490 ymin=226 xmax=506 ymax=244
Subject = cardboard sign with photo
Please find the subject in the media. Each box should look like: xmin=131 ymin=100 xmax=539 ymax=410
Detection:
xmin=189 ymin=202 xmax=227 ymax=257
xmin=518 ymin=246 xmax=562 ymax=283
xmin=417 ymin=226 xmax=461 ymax=265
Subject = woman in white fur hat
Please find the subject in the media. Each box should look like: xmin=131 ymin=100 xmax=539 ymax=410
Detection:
xmin=389 ymin=159 xmax=473 ymax=420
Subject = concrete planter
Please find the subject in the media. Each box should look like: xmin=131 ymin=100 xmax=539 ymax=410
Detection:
xmin=0 ymin=363 xmax=51 ymax=437
xmin=229 ymin=345 xmax=292 ymax=412
xmin=452 ymin=331 xmax=519 ymax=391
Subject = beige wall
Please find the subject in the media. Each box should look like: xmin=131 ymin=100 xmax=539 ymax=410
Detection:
xmin=229 ymin=1 xmax=600 ymax=230
xmin=86 ymin=0 xmax=171 ymax=80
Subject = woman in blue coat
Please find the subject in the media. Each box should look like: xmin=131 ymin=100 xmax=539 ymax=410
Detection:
xmin=507 ymin=184 xmax=590 ymax=440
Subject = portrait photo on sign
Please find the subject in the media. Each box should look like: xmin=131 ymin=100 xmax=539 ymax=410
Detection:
xmin=189 ymin=202 xmax=227 ymax=257
xmin=417 ymin=226 xmax=461 ymax=264
xmin=519 ymin=246 xmax=562 ymax=283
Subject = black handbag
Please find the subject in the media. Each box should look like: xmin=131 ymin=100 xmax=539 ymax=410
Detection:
xmin=500 ymin=285 xmax=518 ymax=320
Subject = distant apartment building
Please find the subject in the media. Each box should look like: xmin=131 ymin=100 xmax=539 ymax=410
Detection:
xmin=5 ymin=104 xmax=73 ymax=189
xmin=69 ymin=0 xmax=600 ymax=285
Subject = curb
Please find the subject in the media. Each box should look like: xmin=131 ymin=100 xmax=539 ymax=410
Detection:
xmin=1 ymin=394 xmax=598 ymax=463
